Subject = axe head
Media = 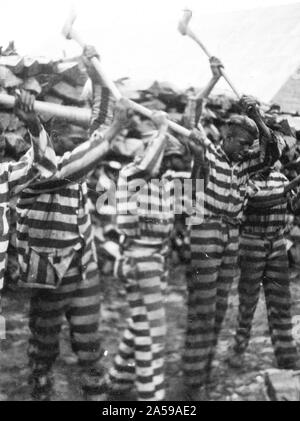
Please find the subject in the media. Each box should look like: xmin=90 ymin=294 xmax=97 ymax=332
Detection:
xmin=62 ymin=9 xmax=77 ymax=40
xmin=178 ymin=9 xmax=192 ymax=36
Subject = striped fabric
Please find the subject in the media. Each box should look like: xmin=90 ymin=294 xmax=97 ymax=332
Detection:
xmin=0 ymin=128 xmax=56 ymax=309
xmin=243 ymin=171 xmax=289 ymax=236
xmin=113 ymin=130 xmax=176 ymax=400
xmin=28 ymin=250 xmax=105 ymax=399
xmin=15 ymin=90 xmax=115 ymax=398
xmin=183 ymin=220 xmax=239 ymax=387
xmin=117 ymin=161 xmax=175 ymax=242
xmin=17 ymin=182 xmax=96 ymax=288
xmin=184 ymin=131 xmax=282 ymax=388
xmin=200 ymin=135 xmax=280 ymax=222
xmin=16 ymin=128 xmax=109 ymax=288
xmin=88 ymin=85 xmax=115 ymax=136
xmin=234 ymin=233 xmax=298 ymax=368
xmin=109 ymin=243 xmax=168 ymax=401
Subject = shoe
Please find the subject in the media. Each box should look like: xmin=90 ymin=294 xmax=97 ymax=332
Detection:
xmin=226 ymin=351 xmax=245 ymax=369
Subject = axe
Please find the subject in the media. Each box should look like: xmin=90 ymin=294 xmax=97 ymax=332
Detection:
xmin=62 ymin=10 xmax=207 ymax=142
xmin=178 ymin=9 xmax=241 ymax=99
xmin=0 ymin=93 xmax=91 ymax=127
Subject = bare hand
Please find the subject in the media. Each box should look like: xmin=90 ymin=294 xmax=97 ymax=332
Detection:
xmin=83 ymin=45 xmax=100 ymax=61
xmin=189 ymin=128 xmax=206 ymax=155
xmin=240 ymin=95 xmax=260 ymax=119
xmin=209 ymin=56 xmax=223 ymax=79
xmin=151 ymin=111 xmax=168 ymax=129
xmin=14 ymin=89 xmax=40 ymax=133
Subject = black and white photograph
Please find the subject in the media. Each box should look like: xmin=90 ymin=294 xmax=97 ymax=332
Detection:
xmin=1 ymin=0 xmax=300 ymax=403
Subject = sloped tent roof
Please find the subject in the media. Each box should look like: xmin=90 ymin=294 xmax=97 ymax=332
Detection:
xmin=179 ymin=3 xmax=300 ymax=103
xmin=272 ymin=66 xmax=300 ymax=114
xmin=117 ymin=3 xmax=300 ymax=107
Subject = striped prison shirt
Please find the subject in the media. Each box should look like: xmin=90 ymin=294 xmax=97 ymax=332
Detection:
xmin=190 ymin=130 xmax=282 ymax=224
xmin=242 ymin=170 xmax=290 ymax=236
xmin=16 ymin=126 xmax=111 ymax=289
xmin=117 ymin=131 xmax=177 ymax=243
xmin=16 ymin=81 xmax=115 ymax=288
xmin=0 ymin=128 xmax=57 ymax=304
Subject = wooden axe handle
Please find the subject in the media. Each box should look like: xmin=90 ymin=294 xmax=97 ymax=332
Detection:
xmin=0 ymin=93 xmax=91 ymax=127
xmin=186 ymin=28 xmax=241 ymax=99
xmin=65 ymin=29 xmax=207 ymax=142
xmin=68 ymin=26 xmax=123 ymax=101
xmin=219 ymin=68 xmax=240 ymax=99
xmin=90 ymin=57 xmax=122 ymax=100
xmin=88 ymin=53 xmax=205 ymax=139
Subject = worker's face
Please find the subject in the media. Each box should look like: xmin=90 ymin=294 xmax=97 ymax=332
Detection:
xmin=223 ymin=127 xmax=254 ymax=162
xmin=160 ymin=155 xmax=187 ymax=175
xmin=50 ymin=124 xmax=87 ymax=156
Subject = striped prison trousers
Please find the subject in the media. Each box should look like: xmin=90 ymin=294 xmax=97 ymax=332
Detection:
xmin=233 ymin=232 xmax=299 ymax=368
xmin=183 ymin=219 xmax=239 ymax=387
xmin=28 ymin=249 xmax=104 ymax=399
xmin=109 ymin=243 xmax=168 ymax=401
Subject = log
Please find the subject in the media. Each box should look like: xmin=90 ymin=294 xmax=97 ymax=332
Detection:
xmin=57 ymin=61 xmax=87 ymax=86
xmin=0 ymin=56 xmax=24 ymax=74
xmin=51 ymin=81 xmax=84 ymax=104
xmin=0 ymin=67 xmax=22 ymax=88
xmin=0 ymin=93 xmax=91 ymax=127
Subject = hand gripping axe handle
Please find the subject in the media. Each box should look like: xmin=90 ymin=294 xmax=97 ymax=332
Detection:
xmin=62 ymin=10 xmax=207 ymax=141
xmin=178 ymin=9 xmax=241 ymax=99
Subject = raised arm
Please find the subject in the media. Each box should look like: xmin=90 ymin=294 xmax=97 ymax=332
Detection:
xmin=188 ymin=128 xmax=211 ymax=184
xmin=182 ymin=57 xmax=223 ymax=130
xmin=239 ymin=96 xmax=284 ymax=176
xmin=54 ymin=98 xmax=132 ymax=182
xmin=196 ymin=57 xmax=223 ymax=102
xmin=7 ymin=90 xmax=57 ymax=197
xmin=134 ymin=111 xmax=169 ymax=176
xmin=83 ymin=45 xmax=115 ymax=136
xmin=48 ymin=45 xmax=128 ymax=182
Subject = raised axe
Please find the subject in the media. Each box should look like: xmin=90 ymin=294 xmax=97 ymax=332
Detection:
xmin=61 ymin=10 xmax=208 ymax=143
xmin=0 ymin=93 xmax=91 ymax=127
xmin=178 ymin=9 xmax=241 ymax=99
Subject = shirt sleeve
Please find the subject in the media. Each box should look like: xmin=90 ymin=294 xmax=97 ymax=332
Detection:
xmin=239 ymin=130 xmax=282 ymax=178
xmin=88 ymin=84 xmax=115 ymax=136
xmin=53 ymin=129 xmax=110 ymax=182
xmin=134 ymin=131 xmax=169 ymax=178
xmin=7 ymin=127 xmax=57 ymax=197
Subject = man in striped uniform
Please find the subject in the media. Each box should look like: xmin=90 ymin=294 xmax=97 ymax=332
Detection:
xmin=228 ymin=167 xmax=300 ymax=370
xmin=15 ymin=47 xmax=129 ymax=401
xmin=183 ymin=95 xmax=284 ymax=399
xmin=0 ymin=90 xmax=56 ymax=325
xmin=108 ymin=111 xmax=186 ymax=401
xmin=181 ymin=56 xmax=224 ymax=295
